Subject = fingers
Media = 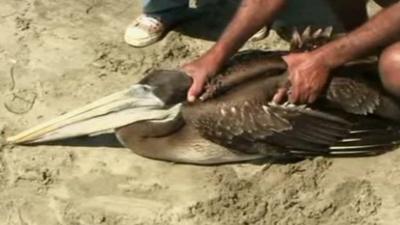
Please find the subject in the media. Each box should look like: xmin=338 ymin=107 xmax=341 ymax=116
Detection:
xmin=181 ymin=54 xmax=222 ymax=102
xmin=187 ymin=77 xmax=205 ymax=102
xmin=288 ymin=74 xmax=310 ymax=104
xmin=272 ymin=87 xmax=287 ymax=103
xmin=274 ymin=85 xmax=315 ymax=105
xmin=288 ymin=76 xmax=302 ymax=103
xmin=184 ymin=67 xmax=207 ymax=102
xmin=289 ymin=84 xmax=310 ymax=104
xmin=273 ymin=81 xmax=290 ymax=103
xmin=308 ymin=93 xmax=318 ymax=104
xmin=288 ymin=85 xmax=299 ymax=103
xmin=288 ymin=72 xmax=312 ymax=104
xmin=181 ymin=64 xmax=204 ymax=102
xmin=289 ymin=83 xmax=319 ymax=104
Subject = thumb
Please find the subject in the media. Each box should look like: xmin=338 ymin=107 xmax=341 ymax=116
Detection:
xmin=187 ymin=78 xmax=205 ymax=102
xmin=272 ymin=87 xmax=288 ymax=104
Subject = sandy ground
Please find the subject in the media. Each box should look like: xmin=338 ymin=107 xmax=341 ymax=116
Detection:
xmin=0 ymin=0 xmax=399 ymax=225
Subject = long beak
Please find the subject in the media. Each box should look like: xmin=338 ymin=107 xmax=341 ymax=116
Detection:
xmin=6 ymin=84 xmax=181 ymax=144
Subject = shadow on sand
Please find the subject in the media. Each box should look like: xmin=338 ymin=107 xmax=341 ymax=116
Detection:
xmin=29 ymin=133 xmax=124 ymax=148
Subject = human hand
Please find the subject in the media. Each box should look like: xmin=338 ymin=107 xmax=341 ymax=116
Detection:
xmin=273 ymin=52 xmax=331 ymax=104
xmin=181 ymin=53 xmax=222 ymax=102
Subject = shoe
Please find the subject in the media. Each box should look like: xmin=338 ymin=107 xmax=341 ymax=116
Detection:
xmin=124 ymin=14 xmax=167 ymax=47
xmin=249 ymin=26 xmax=269 ymax=42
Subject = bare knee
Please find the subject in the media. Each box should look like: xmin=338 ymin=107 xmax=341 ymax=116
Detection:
xmin=379 ymin=42 xmax=400 ymax=97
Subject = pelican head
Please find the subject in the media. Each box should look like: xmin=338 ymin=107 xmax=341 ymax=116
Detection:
xmin=6 ymin=70 xmax=192 ymax=144
xmin=138 ymin=70 xmax=192 ymax=105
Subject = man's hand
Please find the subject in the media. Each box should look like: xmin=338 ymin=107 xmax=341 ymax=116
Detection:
xmin=181 ymin=53 xmax=222 ymax=102
xmin=274 ymin=52 xmax=331 ymax=104
xmin=273 ymin=2 xmax=400 ymax=104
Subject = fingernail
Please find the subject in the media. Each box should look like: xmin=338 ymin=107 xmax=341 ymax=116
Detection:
xmin=188 ymin=95 xmax=196 ymax=102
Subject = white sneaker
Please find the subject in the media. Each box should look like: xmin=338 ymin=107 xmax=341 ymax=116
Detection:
xmin=124 ymin=15 xmax=167 ymax=47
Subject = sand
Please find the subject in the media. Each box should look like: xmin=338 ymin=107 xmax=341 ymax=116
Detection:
xmin=0 ymin=0 xmax=399 ymax=224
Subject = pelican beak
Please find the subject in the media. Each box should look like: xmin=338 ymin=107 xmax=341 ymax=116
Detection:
xmin=6 ymin=84 xmax=182 ymax=144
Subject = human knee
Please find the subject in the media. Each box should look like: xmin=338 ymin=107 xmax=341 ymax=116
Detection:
xmin=379 ymin=42 xmax=400 ymax=97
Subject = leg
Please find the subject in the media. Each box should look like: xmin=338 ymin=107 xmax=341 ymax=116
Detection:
xmin=379 ymin=41 xmax=400 ymax=98
xmin=142 ymin=0 xmax=188 ymax=15
xmin=143 ymin=0 xmax=195 ymax=28
xmin=273 ymin=0 xmax=348 ymax=36
xmin=272 ymin=0 xmax=369 ymax=41
xmin=374 ymin=0 xmax=399 ymax=8
xmin=327 ymin=0 xmax=368 ymax=31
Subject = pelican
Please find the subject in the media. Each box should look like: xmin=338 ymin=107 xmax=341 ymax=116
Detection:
xmin=6 ymin=28 xmax=400 ymax=165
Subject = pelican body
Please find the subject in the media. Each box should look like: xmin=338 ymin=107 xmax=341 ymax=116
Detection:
xmin=7 ymin=28 xmax=400 ymax=165
xmin=116 ymin=58 xmax=400 ymax=164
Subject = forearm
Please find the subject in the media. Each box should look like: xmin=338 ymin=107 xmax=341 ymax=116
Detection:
xmin=205 ymin=0 xmax=286 ymax=67
xmin=316 ymin=2 xmax=400 ymax=68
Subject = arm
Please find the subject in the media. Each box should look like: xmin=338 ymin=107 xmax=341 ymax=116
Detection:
xmin=281 ymin=2 xmax=400 ymax=104
xmin=318 ymin=2 xmax=400 ymax=68
xmin=183 ymin=0 xmax=286 ymax=102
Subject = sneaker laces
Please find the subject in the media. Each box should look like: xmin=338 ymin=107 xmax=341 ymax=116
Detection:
xmin=134 ymin=15 xmax=164 ymax=33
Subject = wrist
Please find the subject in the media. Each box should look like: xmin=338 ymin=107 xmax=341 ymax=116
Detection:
xmin=312 ymin=34 xmax=360 ymax=69
xmin=311 ymin=46 xmax=342 ymax=70
xmin=203 ymin=45 xmax=229 ymax=70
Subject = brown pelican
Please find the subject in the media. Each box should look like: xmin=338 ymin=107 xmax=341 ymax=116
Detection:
xmin=6 ymin=28 xmax=400 ymax=165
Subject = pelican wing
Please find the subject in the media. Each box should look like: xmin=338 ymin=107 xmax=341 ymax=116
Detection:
xmin=325 ymin=76 xmax=381 ymax=115
xmin=186 ymin=100 xmax=399 ymax=157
